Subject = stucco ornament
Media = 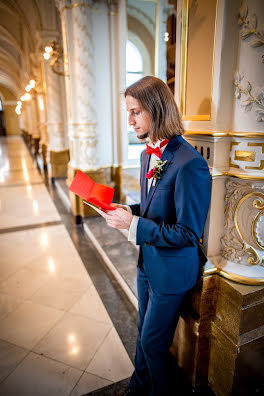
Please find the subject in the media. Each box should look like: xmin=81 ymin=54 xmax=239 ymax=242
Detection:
xmin=238 ymin=0 xmax=264 ymax=63
xmin=234 ymin=73 xmax=264 ymax=122
xmin=221 ymin=180 xmax=264 ymax=267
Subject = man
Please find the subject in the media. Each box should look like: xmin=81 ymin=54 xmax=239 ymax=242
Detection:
xmin=102 ymin=76 xmax=211 ymax=396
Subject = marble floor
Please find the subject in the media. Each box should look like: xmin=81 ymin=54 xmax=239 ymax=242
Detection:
xmin=0 ymin=136 xmax=134 ymax=396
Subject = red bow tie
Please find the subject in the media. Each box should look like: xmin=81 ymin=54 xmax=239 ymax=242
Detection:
xmin=146 ymin=139 xmax=169 ymax=159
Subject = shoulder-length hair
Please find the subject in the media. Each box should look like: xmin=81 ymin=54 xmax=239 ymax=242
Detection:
xmin=124 ymin=76 xmax=184 ymax=141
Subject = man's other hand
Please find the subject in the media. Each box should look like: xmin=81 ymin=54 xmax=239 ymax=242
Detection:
xmin=102 ymin=208 xmax=133 ymax=230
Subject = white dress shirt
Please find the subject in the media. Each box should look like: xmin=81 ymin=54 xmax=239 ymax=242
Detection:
xmin=128 ymin=139 xmax=168 ymax=243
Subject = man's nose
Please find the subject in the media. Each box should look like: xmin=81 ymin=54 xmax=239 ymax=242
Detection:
xmin=128 ymin=114 xmax=134 ymax=125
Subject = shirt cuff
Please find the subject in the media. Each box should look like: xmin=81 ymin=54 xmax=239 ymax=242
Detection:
xmin=128 ymin=215 xmax=139 ymax=243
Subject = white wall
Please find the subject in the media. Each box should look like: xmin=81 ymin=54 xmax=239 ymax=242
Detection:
xmin=232 ymin=0 xmax=264 ymax=132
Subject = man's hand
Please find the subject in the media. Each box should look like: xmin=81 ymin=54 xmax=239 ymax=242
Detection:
xmin=110 ymin=203 xmax=129 ymax=211
xmin=102 ymin=208 xmax=133 ymax=230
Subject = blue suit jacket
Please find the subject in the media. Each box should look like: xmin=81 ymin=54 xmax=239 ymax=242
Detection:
xmin=130 ymin=135 xmax=211 ymax=294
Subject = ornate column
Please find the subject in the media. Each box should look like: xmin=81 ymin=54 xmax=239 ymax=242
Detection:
xmin=171 ymin=0 xmax=264 ymax=394
xmin=42 ymin=56 xmax=69 ymax=178
xmin=56 ymin=0 xmax=121 ymax=219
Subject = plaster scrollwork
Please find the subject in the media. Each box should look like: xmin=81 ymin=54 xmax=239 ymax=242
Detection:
xmin=234 ymin=1 xmax=264 ymax=122
xmin=234 ymin=73 xmax=264 ymax=122
xmin=221 ymin=179 xmax=264 ymax=267
xmin=72 ymin=5 xmax=96 ymax=123
xmin=79 ymin=136 xmax=98 ymax=168
xmin=238 ymin=0 xmax=264 ymax=63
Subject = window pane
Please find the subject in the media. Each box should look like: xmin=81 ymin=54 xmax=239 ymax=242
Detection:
xmin=126 ymin=72 xmax=143 ymax=88
xmin=126 ymin=40 xmax=143 ymax=72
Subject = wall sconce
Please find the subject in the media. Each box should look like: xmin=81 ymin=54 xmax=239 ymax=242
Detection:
xmin=43 ymin=41 xmax=67 ymax=77
xmin=15 ymin=80 xmax=36 ymax=115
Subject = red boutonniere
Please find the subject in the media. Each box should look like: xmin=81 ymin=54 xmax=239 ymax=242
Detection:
xmin=146 ymin=159 xmax=168 ymax=186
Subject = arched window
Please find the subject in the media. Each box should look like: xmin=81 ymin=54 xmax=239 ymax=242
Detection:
xmin=126 ymin=40 xmax=144 ymax=87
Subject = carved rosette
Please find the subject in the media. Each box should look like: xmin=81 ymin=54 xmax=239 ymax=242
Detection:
xmin=221 ymin=179 xmax=264 ymax=267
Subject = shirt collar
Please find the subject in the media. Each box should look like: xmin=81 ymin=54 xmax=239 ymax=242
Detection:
xmin=146 ymin=138 xmax=168 ymax=154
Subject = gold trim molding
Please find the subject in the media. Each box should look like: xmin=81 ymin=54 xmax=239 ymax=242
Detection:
xmin=229 ymin=132 xmax=264 ymax=138
xmin=185 ymin=131 xmax=228 ymax=137
xmin=185 ymin=131 xmax=264 ymax=138
xmin=61 ymin=2 xmax=98 ymax=13
xmin=203 ymin=266 xmax=264 ymax=285
xmin=180 ymin=0 xmax=218 ymax=121
xmin=210 ymin=171 xmax=264 ymax=181
xmin=223 ymin=172 xmax=264 ymax=181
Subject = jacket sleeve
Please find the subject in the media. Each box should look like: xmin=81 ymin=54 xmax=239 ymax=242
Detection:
xmin=129 ymin=204 xmax=140 ymax=216
xmin=136 ymin=157 xmax=211 ymax=248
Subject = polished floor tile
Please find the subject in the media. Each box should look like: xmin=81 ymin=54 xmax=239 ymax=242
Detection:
xmin=0 ymin=301 xmax=64 ymax=349
xmin=0 ymin=168 xmax=42 ymax=186
xmin=86 ymin=327 xmax=133 ymax=382
xmin=0 ymin=225 xmax=91 ymax=284
xmin=69 ymin=284 xmax=112 ymax=324
xmin=0 ymin=136 xmax=136 ymax=395
xmin=0 ymin=293 xmax=22 ymax=320
xmin=33 ymin=312 xmax=112 ymax=370
xmin=0 ymin=184 xmax=60 ymax=229
xmin=0 ymin=340 xmax=29 ymax=384
xmin=30 ymin=277 xmax=89 ymax=311
xmin=0 ymin=352 xmax=82 ymax=396
xmin=70 ymin=372 xmax=112 ymax=396
xmin=0 ymin=266 xmax=50 ymax=300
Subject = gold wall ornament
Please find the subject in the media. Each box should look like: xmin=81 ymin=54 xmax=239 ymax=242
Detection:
xmin=252 ymin=197 xmax=264 ymax=250
xmin=234 ymin=191 xmax=264 ymax=265
xmin=234 ymin=150 xmax=256 ymax=162
xmin=229 ymin=140 xmax=264 ymax=172
xmin=221 ymin=180 xmax=251 ymax=263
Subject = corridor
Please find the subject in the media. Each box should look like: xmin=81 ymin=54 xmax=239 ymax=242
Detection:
xmin=0 ymin=136 xmax=134 ymax=396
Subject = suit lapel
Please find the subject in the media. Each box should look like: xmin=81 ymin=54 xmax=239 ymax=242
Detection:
xmin=141 ymin=151 xmax=151 ymax=204
xmin=142 ymin=149 xmax=174 ymax=216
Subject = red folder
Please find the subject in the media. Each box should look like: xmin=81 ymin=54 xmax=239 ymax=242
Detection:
xmin=68 ymin=170 xmax=116 ymax=211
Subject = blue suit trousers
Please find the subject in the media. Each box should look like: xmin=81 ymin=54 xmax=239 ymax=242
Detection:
xmin=130 ymin=265 xmax=186 ymax=396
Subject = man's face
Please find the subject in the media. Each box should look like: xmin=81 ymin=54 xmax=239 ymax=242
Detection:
xmin=126 ymin=95 xmax=152 ymax=141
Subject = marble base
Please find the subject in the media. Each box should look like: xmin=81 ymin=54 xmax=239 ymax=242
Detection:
xmin=171 ymin=274 xmax=264 ymax=395
xmin=67 ymin=164 xmax=115 ymax=217
xmin=50 ymin=149 xmax=70 ymax=178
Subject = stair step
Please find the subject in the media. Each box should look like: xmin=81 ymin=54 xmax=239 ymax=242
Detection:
xmin=84 ymin=216 xmax=138 ymax=307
